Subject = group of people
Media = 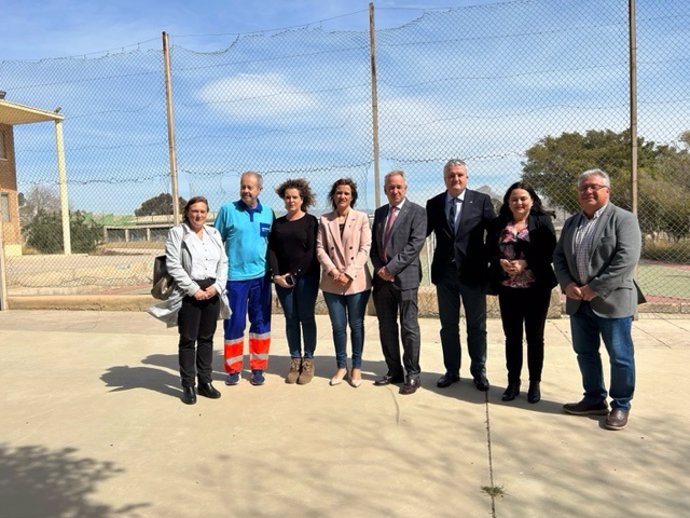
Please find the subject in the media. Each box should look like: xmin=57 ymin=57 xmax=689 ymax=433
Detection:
xmin=149 ymin=160 xmax=644 ymax=431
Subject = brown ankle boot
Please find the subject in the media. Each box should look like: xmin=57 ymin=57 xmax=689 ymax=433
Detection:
xmin=285 ymin=357 xmax=302 ymax=384
xmin=297 ymin=358 xmax=315 ymax=385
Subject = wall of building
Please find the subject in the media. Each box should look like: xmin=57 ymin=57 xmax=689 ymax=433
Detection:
xmin=0 ymin=124 xmax=22 ymax=255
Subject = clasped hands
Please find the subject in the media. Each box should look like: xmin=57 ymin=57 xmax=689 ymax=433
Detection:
xmin=564 ymin=282 xmax=597 ymax=302
xmin=193 ymin=286 xmax=218 ymax=301
xmin=376 ymin=266 xmax=395 ymax=282
xmin=330 ymin=270 xmax=352 ymax=287
xmin=500 ymin=258 xmax=527 ymax=277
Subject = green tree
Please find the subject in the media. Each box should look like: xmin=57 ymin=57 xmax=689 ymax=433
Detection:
xmin=23 ymin=210 xmax=103 ymax=254
xmin=522 ymin=129 xmax=690 ymax=239
xmin=640 ymin=147 xmax=690 ymax=241
xmin=134 ymin=193 xmax=186 ymax=217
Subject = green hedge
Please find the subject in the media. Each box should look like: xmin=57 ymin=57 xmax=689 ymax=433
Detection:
xmin=23 ymin=211 xmax=103 ymax=254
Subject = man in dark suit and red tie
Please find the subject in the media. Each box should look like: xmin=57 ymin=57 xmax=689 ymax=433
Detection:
xmin=426 ymin=159 xmax=496 ymax=391
xmin=371 ymin=170 xmax=427 ymax=395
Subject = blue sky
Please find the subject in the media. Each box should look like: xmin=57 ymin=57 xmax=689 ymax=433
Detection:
xmin=2 ymin=1 xmax=689 ymax=215
xmin=2 ymin=0 xmax=510 ymax=214
xmin=1 ymin=0 xmax=502 ymax=60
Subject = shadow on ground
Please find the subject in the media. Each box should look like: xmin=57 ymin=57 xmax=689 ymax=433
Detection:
xmin=0 ymin=443 xmax=149 ymax=518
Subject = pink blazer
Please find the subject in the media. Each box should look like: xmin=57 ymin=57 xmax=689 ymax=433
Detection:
xmin=316 ymin=209 xmax=372 ymax=295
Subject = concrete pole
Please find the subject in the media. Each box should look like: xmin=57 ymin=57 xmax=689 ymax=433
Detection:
xmin=629 ymin=0 xmax=638 ymax=216
xmin=163 ymin=32 xmax=181 ymax=225
xmin=55 ymin=120 xmax=71 ymax=255
xmin=369 ymin=3 xmax=381 ymax=209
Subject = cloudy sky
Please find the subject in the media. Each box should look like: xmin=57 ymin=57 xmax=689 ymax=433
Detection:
xmin=2 ymin=0 xmax=688 ymax=214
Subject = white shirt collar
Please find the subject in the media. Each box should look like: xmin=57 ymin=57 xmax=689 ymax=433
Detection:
xmin=390 ymin=198 xmax=406 ymax=210
xmin=446 ymin=190 xmax=466 ymax=203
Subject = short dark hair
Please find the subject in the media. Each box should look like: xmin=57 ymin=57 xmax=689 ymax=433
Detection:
xmin=328 ymin=178 xmax=358 ymax=210
xmin=275 ymin=178 xmax=316 ymax=210
xmin=498 ymin=181 xmax=552 ymax=221
xmin=183 ymin=196 xmax=209 ymax=224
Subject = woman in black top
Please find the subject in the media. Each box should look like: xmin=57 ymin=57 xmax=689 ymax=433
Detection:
xmin=487 ymin=182 xmax=557 ymax=403
xmin=268 ymin=179 xmax=320 ymax=384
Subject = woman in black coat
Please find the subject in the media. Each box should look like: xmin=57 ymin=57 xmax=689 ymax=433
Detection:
xmin=487 ymin=182 xmax=557 ymax=403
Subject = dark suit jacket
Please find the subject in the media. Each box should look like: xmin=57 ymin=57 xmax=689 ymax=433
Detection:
xmin=553 ymin=203 xmax=645 ymax=318
xmin=426 ymin=189 xmax=496 ymax=286
xmin=486 ymin=212 xmax=558 ymax=294
xmin=370 ymin=200 xmax=427 ymax=290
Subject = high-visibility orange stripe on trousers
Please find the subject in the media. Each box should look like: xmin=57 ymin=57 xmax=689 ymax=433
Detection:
xmin=224 ymin=337 xmax=244 ymax=374
xmin=249 ymin=331 xmax=271 ymax=371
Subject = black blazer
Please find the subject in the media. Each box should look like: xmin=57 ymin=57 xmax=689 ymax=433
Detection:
xmin=426 ymin=189 xmax=496 ymax=286
xmin=486 ymin=212 xmax=558 ymax=294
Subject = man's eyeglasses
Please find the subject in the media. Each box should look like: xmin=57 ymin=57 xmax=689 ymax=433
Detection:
xmin=578 ymin=184 xmax=608 ymax=193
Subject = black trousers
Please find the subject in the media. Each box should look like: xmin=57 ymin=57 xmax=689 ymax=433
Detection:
xmin=372 ymin=280 xmax=421 ymax=379
xmin=177 ymin=280 xmax=220 ymax=387
xmin=497 ymin=285 xmax=551 ymax=383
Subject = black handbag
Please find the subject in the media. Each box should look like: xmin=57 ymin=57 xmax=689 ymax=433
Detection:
xmin=151 ymin=255 xmax=175 ymax=300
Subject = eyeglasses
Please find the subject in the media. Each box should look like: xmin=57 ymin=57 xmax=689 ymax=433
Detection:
xmin=578 ymin=184 xmax=608 ymax=193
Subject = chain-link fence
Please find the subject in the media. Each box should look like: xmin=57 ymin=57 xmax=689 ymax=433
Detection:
xmin=1 ymin=0 xmax=689 ymax=312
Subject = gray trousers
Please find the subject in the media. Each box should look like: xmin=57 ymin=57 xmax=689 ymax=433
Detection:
xmin=372 ymin=279 xmax=421 ymax=379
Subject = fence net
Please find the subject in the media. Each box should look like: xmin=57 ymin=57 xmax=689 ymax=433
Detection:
xmin=1 ymin=0 xmax=689 ymax=311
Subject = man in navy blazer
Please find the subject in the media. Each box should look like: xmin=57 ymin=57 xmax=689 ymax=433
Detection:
xmin=371 ymin=171 xmax=427 ymax=395
xmin=426 ymin=159 xmax=496 ymax=391
xmin=554 ymin=168 xmax=645 ymax=430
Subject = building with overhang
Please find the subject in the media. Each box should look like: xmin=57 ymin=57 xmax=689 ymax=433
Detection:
xmin=0 ymin=96 xmax=70 ymax=257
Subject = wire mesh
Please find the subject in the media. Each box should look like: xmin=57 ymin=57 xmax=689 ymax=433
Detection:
xmin=0 ymin=0 xmax=688 ymax=310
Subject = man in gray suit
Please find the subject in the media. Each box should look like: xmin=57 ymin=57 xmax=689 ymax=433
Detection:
xmin=554 ymin=168 xmax=645 ymax=430
xmin=371 ymin=171 xmax=427 ymax=395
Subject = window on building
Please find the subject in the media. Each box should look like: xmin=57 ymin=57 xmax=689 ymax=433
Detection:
xmin=1 ymin=193 xmax=10 ymax=222
xmin=0 ymin=130 xmax=6 ymax=159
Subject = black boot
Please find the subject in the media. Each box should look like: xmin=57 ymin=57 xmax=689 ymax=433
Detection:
xmin=527 ymin=381 xmax=541 ymax=403
xmin=501 ymin=380 xmax=520 ymax=401
xmin=198 ymin=382 xmax=221 ymax=399
xmin=181 ymin=386 xmax=197 ymax=405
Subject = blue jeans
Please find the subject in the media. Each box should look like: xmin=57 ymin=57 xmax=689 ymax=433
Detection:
xmin=323 ymin=290 xmax=371 ymax=369
xmin=570 ymin=303 xmax=635 ymax=411
xmin=275 ymin=272 xmax=319 ymax=359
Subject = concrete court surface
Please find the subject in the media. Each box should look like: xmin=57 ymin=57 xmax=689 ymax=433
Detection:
xmin=0 ymin=310 xmax=689 ymax=518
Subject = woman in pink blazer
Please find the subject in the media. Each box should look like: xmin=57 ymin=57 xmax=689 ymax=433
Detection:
xmin=317 ymin=178 xmax=372 ymax=387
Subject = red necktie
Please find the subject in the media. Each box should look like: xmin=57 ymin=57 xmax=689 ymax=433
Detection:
xmin=382 ymin=206 xmax=398 ymax=261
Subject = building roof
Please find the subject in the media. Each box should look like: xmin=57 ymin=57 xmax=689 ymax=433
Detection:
xmin=0 ymin=99 xmax=64 ymax=125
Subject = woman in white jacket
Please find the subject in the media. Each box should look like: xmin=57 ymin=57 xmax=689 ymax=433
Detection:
xmin=148 ymin=196 xmax=231 ymax=404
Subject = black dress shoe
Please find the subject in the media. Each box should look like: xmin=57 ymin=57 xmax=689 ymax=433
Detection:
xmin=374 ymin=373 xmax=405 ymax=386
xmin=473 ymin=375 xmax=490 ymax=392
xmin=436 ymin=373 xmax=460 ymax=388
xmin=527 ymin=381 xmax=541 ymax=404
xmin=501 ymin=381 xmax=520 ymax=401
xmin=181 ymin=386 xmax=197 ymax=405
xmin=562 ymin=399 xmax=608 ymax=415
xmin=400 ymin=377 xmax=421 ymax=395
xmin=198 ymin=382 xmax=221 ymax=399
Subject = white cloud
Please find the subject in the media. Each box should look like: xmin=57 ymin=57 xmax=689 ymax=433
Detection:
xmin=196 ymin=73 xmax=317 ymax=121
